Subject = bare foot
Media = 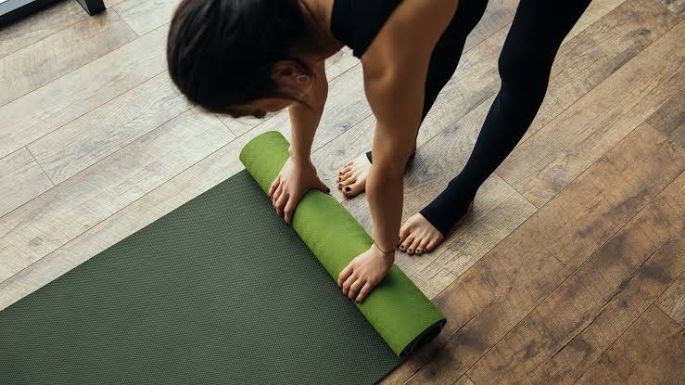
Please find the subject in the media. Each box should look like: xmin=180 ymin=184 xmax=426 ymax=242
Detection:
xmin=336 ymin=152 xmax=370 ymax=198
xmin=398 ymin=213 xmax=444 ymax=256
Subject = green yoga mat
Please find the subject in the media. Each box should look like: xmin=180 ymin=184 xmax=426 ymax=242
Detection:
xmin=0 ymin=131 xmax=445 ymax=384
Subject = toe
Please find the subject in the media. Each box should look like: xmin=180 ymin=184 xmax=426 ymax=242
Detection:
xmin=426 ymin=236 xmax=442 ymax=252
xmin=415 ymin=238 xmax=430 ymax=255
xmin=399 ymin=222 xmax=412 ymax=243
xmin=338 ymin=169 xmax=353 ymax=182
xmin=340 ymin=175 xmax=357 ymax=188
xmin=400 ymin=235 xmax=414 ymax=252
xmin=342 ymin=180 xmax=365 ymax=198
xmin=407 ymin=237 xmax=422 ymax=255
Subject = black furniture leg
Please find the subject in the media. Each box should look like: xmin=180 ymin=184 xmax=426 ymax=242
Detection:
xmin=74 ymin=0 xmax=104 ymax=15
xmin=0 ymin=0 xmax=105 ymax=27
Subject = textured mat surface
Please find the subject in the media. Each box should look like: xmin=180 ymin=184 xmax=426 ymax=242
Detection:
xmin=0 ymin=131 xmax=445 ymax=384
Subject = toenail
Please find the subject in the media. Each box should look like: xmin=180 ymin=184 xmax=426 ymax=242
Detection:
xmin=408 ymin=249 xmax=413 ymax=253
xmin=345 ymin=187 xmax=350 ymax=192
xmin=417 ymin=249 xmax=422 ymax=253
xmin=338 ymin=184 xmax=341 ymax=188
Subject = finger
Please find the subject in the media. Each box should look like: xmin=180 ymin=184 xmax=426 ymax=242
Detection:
xmin=337 ymin=264 xmax=354 ymax=288
xmin=316 ymin=179 xmax=330 ymax=194
xmin=355 ymin=281 xmax=373 ymax=303
xmin=342 ymin=273 xmax=357 ymax=296
xmin=272 ymin=181 xmax=284 ymax=205
xmin=268 ymin=176 xmax=280 ymax=198
xmin=283 ymin=194 xmax=298 ymax=224
xmin=275 ymin=190 xmax=289 ymax=216
xmin=348 ymin=277 xmax=365 ymax=300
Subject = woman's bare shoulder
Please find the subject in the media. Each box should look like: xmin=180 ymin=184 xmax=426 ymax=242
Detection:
xmin=360 ymin=0 xmax=459 ymax=80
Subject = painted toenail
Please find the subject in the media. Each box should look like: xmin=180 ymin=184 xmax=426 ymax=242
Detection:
xmin=345 ymin=187 xmax=350 ymax=192
xmin=417 ymin=249 xmax=422 ymax=253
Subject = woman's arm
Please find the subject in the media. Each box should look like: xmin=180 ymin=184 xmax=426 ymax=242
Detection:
xmin=269 ymin=59 xmax=331 ymax=224
xmin=337 ymin=0 xmax=460 ymax=302
xmin=287 ymin=59 xmax=328 ymax=162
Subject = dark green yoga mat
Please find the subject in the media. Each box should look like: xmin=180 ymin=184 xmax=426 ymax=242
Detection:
xmin=0 ymin=131 xmax=445 ymax=384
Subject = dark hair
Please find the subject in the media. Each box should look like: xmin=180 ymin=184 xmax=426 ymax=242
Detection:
xmin=167 ymin=0 xmax=315 ymax=116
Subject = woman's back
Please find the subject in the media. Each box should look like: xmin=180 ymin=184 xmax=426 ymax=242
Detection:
xmin=330 ymin=0 xmax=404 ymax=59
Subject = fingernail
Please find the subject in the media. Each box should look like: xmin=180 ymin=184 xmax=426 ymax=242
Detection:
xmin=345 ymin=187 xmax=350 ymax=192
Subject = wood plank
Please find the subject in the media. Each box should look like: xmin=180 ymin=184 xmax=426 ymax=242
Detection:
xmin=526 ymin=234 xmax=685 ymax=385
xmin=658 ymin=272 xmax=685 ymax=327
xmin=0 ymin=8 xmax=137 ymax=107
xmin=565 ymin=0 xmax=627 ymax=41
xmin=382 ymin=66 xmax=685 ymax=385
xmin=0 ymin=109 xmax=235 ymax=285
xmin=113 ymin=0 xmax=180 ymax=36
xmin=576 ymin=305 xmax=685 ymax=385
xmin=0 ymin=148 xmax=53 ymax=217
xmin=0 ymin=25 xmax=168 ymax=160
xmin=520 ymin=0 xmax=680 ymax=141
xmin=497 ymin=21 xmax=685 ymax=208
xmin=660 ymin=0 xmax=685 ymax=14
xmin=0 ymin=0 xmax=174 ymax=46
xmin=467 ymin=159 xmax=685 ymax=384
xmin=0 ymin=0 xmax=86 ymax=60
xmin=28 ymin=72 xmax=190 ymax=184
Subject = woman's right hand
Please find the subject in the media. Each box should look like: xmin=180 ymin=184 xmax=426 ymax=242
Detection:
xmin=268 ymin=156 xmax=330 ymax=225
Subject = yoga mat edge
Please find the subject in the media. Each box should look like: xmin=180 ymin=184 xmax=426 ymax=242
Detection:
xmin=239 ymin=130 xmax=446 ymax=356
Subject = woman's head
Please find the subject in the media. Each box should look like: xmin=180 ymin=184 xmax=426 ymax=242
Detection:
xmin=167 ymin=0 xmax=316 ymax=118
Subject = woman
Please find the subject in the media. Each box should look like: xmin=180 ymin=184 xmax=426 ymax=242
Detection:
xmin=167 ymin=0 xmax=591 ymax=303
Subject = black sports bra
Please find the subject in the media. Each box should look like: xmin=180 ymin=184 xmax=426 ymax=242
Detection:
xmin=330 ymin=0 xmax=404 ymax=59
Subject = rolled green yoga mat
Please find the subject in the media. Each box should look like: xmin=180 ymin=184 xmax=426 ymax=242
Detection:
xmin=240 ymin=131 xmax=446 ymax=357
xmin=0 ymin=130 xmax=445 ymax=384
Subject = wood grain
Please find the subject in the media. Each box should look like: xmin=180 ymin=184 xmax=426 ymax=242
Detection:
xmin=0 ymin=25 xmax=168 ymax=160
xmin=0 ymin=1 xmax=88 ymax=60
xmin=113 ymin=0 xmax=180 ymax=36
xmin=0 ymin=10 xmax=137 ymax=107
xmin=384 ymin=70 xmax=685 ymax=384
xmin=28 ymin=72 xmax=190 ymax=184
xmin=0 ymin=109 xmax=235 ymax=285
xmin=576 ymin=305 xmax=685 ymax=385
xmin=659 ymin=272 xmax=685 ymax=327
xmin=497 ymin=21 xmax=685 ymax=208
xmin=0 ymin=148 xmax=53 ymax=217
xmin=468 ymin=156 xmax=685 ymax=384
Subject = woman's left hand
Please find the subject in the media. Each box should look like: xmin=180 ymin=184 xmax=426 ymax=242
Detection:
xmin=337 ymin=245 xmax=395 ymax=303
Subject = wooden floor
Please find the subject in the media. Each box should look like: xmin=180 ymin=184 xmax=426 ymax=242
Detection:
xmin=1 ymin=0 xmax=684 ymax=383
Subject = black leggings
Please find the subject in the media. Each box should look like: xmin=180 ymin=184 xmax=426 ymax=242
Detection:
xmin=370 ymin=0 xmax=592 ymax=237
